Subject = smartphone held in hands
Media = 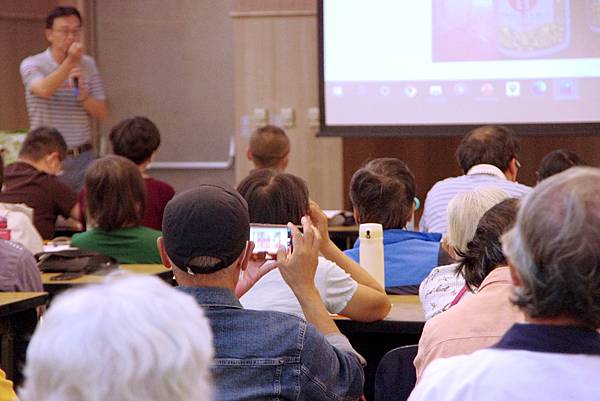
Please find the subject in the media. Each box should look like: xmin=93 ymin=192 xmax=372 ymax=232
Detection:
xmin=250 ymin=224 xmax=292 ymax=260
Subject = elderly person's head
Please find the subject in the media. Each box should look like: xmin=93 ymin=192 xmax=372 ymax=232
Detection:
xmin=458 ymin=198 xmax=519 ymax=291
xmin=350 ymin=158 xmax=416 ymax=229
xmin=20 ymin=275 xmax=214 ymax=401
xmin=502 ymin=167 xmax=600 ymax=329
xmin=445 ymin=187 xmax=509 ymax=259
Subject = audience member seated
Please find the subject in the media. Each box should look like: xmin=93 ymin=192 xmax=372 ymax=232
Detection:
xmin=157 ymin=184 xmax=365 ymax=401
xmin=0 ymin=153 xmax=43 ymax=254
xmin=71 ymin=156 xmax=161 ymax=263
xmin=414 ymin=198 xmax=523 ymax=379
xmin=344 ymin=158 xmax=448 ymax=294
xmin=79 ymin=116 xmax=175 ymax=231
xmin=0 ymin=239 xmax=43 ymax=292
xmin=247 ymin=125 xmax=290 ymax=171
xmin=420 ymin=125 xmax=530 ymax=234
xmin=536 ymin=148 xmax=586 ymax=182
xmin=20 ymin=274 xmax=214 ymax=401
xmin=237 ymin=169 xmax=390 ymax=322
xmin=419 ymin=187 xmax=509 ymax=320
xmin=0 ymin=127 xmax=79 ymax=240
xmin=410 ymin=167 xmax=600 ymax=401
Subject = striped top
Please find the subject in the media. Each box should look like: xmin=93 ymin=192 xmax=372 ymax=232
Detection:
xmin=20 ymin=48 xmax=106 ymax=147
xmin=420 ymin=164 xmax=531 ymax=235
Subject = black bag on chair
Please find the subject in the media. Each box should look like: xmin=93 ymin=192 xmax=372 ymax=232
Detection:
xmin=35 ymin=250 xmax=119 ymax=275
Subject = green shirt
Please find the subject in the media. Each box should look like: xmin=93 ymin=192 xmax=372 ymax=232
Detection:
xmin=71 ymin=226 xmax=162 ymax=264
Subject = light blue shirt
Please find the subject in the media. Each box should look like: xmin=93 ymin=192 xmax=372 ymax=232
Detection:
xmin=345 ymin=229 xmax=442 ymax=291
xmin=420 ymin=164 xmax=531 ymax=234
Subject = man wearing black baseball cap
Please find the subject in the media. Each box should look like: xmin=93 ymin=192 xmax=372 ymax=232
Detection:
xmin=157 ymin=184 xmax=364 ymax=401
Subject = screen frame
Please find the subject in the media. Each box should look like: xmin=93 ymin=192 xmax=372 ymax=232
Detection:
xmin=317 ymin=0 xmax=600 ymax=138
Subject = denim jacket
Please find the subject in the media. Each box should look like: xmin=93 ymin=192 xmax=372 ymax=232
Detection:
xmin=178 ymin=286 xmax=364 ymax=401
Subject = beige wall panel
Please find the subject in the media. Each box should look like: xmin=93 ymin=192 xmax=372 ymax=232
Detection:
xmin=233 ymin=0 xmax=316 ymax=13
xmin=0 ymin=0 xmax=57 ymax=130
xmin=233 ymin=12 xmax=343 ymax=209
xmin=94 ymin=0 xmax=235 ymax=191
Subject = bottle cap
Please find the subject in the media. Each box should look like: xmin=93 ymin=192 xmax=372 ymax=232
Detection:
xmin=359 ymin=223 xmax=383 ymax=240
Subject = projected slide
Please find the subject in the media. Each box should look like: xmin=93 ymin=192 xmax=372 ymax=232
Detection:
xmin=322 ymin=0 xmax=600 ymax=128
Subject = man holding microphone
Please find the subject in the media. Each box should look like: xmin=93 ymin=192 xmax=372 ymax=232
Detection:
xmin=20 ymin=6 xmax=107 ymax=191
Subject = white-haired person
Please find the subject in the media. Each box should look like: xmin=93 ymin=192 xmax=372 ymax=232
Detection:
xmin=409 ymin=167 xmax=600 ymax=401
xmin=419 ymin=187 xmax=508 ymax=320
xmin=414 ymin=198 xmax=524 ymax=380
xmin=20 ymin=274 xmax=214 ymax=401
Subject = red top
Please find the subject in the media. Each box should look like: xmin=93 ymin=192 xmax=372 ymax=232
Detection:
xmin=79 ymin=176 xmax=175 ymax=232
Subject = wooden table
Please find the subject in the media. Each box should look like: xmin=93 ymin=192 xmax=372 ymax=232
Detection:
xmin=42 ymin=264 xmax=173 ymax=294
xmin=335 ymin=295 xmax=424 ymax=334
xmin=0 ymin=292 xmax=48 ymax=385
xmin=335 ymin=295 xmax=425 ymax=401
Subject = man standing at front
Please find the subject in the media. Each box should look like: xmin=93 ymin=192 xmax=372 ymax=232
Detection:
xmin=20 ymin=6 xmax=107 ymax=191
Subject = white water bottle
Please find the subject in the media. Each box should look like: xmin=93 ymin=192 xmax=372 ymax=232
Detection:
xmin=359 ymin=223 xmax=385 ymax=288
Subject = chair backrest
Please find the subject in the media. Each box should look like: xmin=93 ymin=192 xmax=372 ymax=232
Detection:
xmin=374 ymin=344 xmax=419 ymax=401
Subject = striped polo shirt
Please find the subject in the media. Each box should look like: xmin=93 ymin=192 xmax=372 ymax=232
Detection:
xmin=420 ymin=164 xmax=531 ymax=235
xmin=20 ymin=48 xmax=106 ymax=148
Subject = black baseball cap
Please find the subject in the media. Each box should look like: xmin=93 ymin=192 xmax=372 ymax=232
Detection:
xmin=162 ymin=184 xmax=250 ymax=274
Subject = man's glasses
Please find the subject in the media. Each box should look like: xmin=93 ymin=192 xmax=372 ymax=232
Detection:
xmin=53 ymin=28 xmax=82 ymax=37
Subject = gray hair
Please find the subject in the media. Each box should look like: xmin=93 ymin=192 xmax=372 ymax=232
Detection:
xmin=446 ymin=187 xmax=509 ymax=254
xmin=502 ymin=167 xmax=600 ymax=329
xmin=20 ymin=274 xmax=214 ymax=401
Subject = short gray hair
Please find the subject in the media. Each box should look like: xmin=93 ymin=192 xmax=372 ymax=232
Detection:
xmin=446 ymin=187 xmax=509 ymax=254
xmin=502 ymin=167 xmax=600 ymax=329
xmin=20 ymin=274 xmax=214 ymax=401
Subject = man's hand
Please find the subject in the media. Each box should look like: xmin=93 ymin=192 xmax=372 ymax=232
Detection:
xmin=66 ymin=42 xmax=84 ymax=65
xmin=235 ymin=258 xmax=278 ymax=298
xmin=277 ymin=216 xmax=321 ymax=295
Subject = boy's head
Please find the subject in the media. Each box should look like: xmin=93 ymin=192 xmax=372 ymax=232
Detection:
xmin=109 ymin=117 xmax=161 ymax=166
xmin=19 ymin=127 xmax=68 ymax=175
xmin=350 ymin=158 xmax=416 ymax=229
xmin=247 ymin=125 xmax=290 ymax=171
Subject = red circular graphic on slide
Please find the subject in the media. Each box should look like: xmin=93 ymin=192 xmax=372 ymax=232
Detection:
xmin=508 ymin=0 xmax=538 ymax=11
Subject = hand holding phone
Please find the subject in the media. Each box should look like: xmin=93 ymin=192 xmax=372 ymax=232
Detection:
xmin=249 ymin=224 xmax=292 ymax=261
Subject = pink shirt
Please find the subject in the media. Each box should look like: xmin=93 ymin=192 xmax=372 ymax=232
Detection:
xmin=414 ymin=266 xmax=524 ymax=380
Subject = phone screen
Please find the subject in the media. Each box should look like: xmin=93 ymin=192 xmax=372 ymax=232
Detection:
xmin=249 ymin=224 xmax=291 ymax=260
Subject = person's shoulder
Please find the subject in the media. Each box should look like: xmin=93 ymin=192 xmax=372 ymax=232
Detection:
xmin=21 ymin=50 xmax=47 ymax=67
xmin=135 ymin=226 xmax=162 ymax=237
xmin=506 ymin=180 xmax=532 ymax=194
xmin=145 ymin=177 xmax=175 ymax=194
xmin=0 ymin=239 xmax=26 ymax=256
xmin=81 ymin=54 xmax=98 ymax=68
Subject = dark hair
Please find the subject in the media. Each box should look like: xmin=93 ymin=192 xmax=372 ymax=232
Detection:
xmin=19 ymin=127 xmax=67 ymax=161
xmin=349 ymin=158 xmax=415 ymax=229
xmin=456 ymin=125 xmax=521 ymax=173
xmin=457 ymin=198 xmax=520 ymax=290
xmin=85 ymin=155 xmax=146 ymax=232
xmin=249 ymin=125 xmax=290 ymax=169
xmin=237 ymin=169 xmax=308 ymax=225
xmin=46 ymin=6 xmax=82 ymax=29
xmin=537 ymin=149 xmax=586 ymax=182
xmin=109 ymin=117 xmax=161 ymax=165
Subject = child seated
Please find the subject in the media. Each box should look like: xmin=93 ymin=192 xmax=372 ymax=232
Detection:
xmin=71 ymin=155 xmax=161 ymax=264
